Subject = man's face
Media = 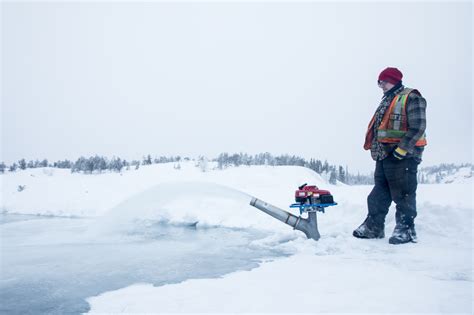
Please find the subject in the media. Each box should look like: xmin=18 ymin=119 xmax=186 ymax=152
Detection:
xmin=378 ymin=80 xmax=395 ymax=93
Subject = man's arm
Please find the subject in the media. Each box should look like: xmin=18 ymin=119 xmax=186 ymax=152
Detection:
xmin=398 ymin=92 xmax=427 ymax=154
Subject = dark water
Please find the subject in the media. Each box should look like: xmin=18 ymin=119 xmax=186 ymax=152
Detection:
xmin=0 ymin=213 xmax=284 ymax=315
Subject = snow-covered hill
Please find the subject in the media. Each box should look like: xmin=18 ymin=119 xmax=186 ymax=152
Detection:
xmin=418 ymin=164 xmax=473 ymax=184
xmin=1 ymin=162 xmax=472 ymax=314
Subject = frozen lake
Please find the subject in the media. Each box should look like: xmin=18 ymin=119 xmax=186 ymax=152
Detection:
xmin=0 ymin=213 xmax=284 ymax=314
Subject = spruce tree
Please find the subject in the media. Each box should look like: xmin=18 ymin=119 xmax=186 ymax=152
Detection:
xmin=143 ymin=155 xmax=152 ymax=165
xmin=9 ymin=163 xmax=18 ymax=172
xmin=18 ymin=159 xmax=27 ymax=170
xmin=329 ymin=169 xmax=337 ymax=184
xmin=338 ymin=165 xmax=346 ymax=183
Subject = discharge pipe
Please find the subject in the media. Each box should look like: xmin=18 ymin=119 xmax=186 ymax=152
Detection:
xmin=249 ymin=197 xmax=320 ymax=241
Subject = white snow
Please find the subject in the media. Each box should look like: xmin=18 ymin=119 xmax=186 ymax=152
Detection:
xmin=419 ymin=165 xmax=473 ymax=184
xmin=1 ymin=162 xmax=472 ymax=314
xmin=442 ymin=166 xmax=473 ymax=184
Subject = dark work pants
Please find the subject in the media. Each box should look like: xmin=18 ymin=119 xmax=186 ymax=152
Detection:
xmin=367 ymin=156 xmax=420 ymax=227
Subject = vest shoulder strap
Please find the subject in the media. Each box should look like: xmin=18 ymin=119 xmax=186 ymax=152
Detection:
xmin=398 ymin=87 xmax=421 ymax=96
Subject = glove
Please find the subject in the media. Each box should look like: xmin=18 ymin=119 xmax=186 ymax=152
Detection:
xmin=393 ymin=147 xmax=407 ymax=160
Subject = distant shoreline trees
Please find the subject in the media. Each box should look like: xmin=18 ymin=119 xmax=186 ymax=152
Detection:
xmin=0 ymin=152 xmax=370 ymax=184
xmin=215 ymin=152 xmax=372 ymax=185
xmin=4 ymin=153 xmax=469 ymax=185
xmin=66 ymin=155 xmax=183 ymax=173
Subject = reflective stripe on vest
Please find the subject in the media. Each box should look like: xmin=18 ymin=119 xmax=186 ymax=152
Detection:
xmin=391 ymin=93 xmax=408 ymax=130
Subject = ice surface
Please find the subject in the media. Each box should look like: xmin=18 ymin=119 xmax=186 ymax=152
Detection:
xmin=0 ymin=214 xmax=285 ymax=314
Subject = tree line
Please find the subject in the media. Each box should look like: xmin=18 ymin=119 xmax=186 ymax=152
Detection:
xmin=0 ymin=155 xmax=183 ymax=174
xmin=215 ymin=152 xmax=372 ymax=185
xmin=0 ymin=153 xmax=374 ymax=185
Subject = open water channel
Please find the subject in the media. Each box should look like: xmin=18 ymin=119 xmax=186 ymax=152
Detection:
xmin=0 ymin=213 xmax=284 ymax=314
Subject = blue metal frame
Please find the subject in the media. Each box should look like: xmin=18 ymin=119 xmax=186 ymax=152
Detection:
xmin=289 ymin=203 xmax=338 ymax=215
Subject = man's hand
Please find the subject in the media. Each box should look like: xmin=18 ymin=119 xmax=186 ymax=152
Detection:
xmin=393 ymin=147 xmax=407 ymax=160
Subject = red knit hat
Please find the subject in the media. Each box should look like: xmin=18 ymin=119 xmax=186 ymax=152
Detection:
xmin=378 ymin=67 xmax=403 ymax=85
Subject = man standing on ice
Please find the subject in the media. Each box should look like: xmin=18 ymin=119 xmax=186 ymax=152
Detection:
xmin=353 ymin=67 xmax=427 ymax=244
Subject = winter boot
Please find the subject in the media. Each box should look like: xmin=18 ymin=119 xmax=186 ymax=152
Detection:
xmin=389 ymin=223 xmax=417 ymax=244
xmin=353 ymin=216 xmax=385 ymax=239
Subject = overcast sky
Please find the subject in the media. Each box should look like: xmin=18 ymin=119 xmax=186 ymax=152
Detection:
xmin=1 ymin=1 xmax=472 ymax=173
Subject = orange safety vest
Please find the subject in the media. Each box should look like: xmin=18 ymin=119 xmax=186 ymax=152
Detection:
xmin=364 ymin=88 xmax=427 ymax=150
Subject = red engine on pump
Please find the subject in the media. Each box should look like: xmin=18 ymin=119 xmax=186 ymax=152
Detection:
xmin=294 ymin=183 xmax=334 ymax=205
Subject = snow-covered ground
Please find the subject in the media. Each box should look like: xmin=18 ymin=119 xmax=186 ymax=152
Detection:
xmin=1 ymin=162 xmax=472 ymax=314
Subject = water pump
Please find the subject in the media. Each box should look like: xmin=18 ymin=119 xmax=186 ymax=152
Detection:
xmin=249 ymin=183 xmax=337 ymax=241
xmin=290 ymin=183 xmax=337 ymax=214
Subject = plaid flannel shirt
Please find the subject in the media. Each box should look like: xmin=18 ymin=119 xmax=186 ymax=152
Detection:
xmin=370 ymin=85 xmax=427 ymax=161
